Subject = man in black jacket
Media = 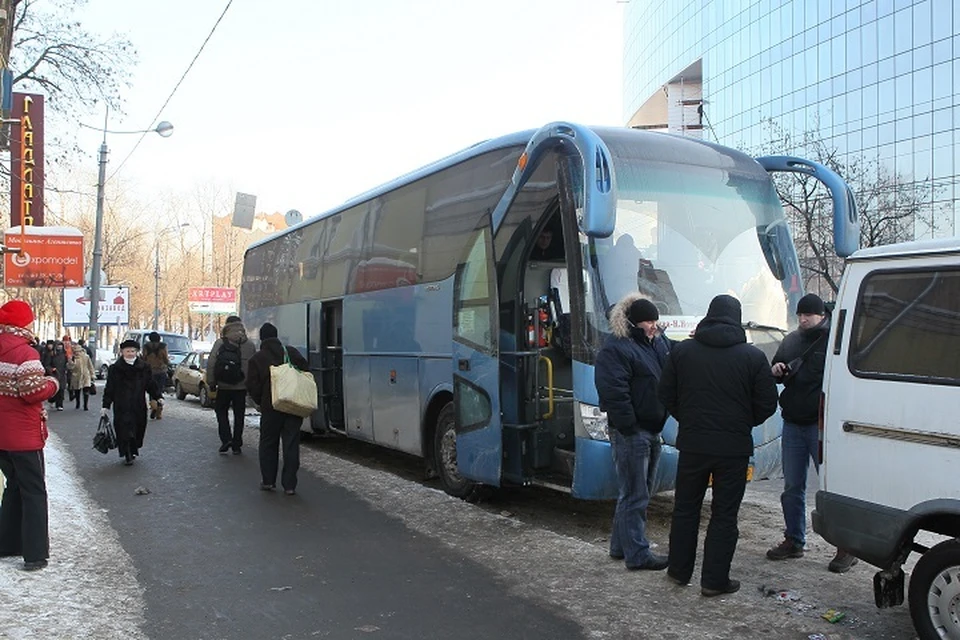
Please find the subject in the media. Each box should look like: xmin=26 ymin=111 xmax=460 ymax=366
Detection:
xmin=245 ymin=322 xmax=309 ymax=495
xmin=765 ymin=294 xmax=858 ymax=573
xmin=658 ymin=294 xmax=778 ymax=596
xmin=595 ymin=294 xmax=672 ymax=571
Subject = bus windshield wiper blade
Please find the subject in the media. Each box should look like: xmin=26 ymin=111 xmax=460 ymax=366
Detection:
xmin=742 ymin=321 xmax=788 ymax=333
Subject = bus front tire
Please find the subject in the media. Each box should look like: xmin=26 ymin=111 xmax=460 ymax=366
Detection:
xmin=433 ymin=403 xmax=485 ymax=503
xmin=908 ymin=538 xmax=960 ymax=640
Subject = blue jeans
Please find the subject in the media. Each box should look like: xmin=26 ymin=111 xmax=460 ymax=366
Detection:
xmin=609 ymin=429 xmax=661 ymax=567
xmin=780 ymin=421 xmax=819 ymax=545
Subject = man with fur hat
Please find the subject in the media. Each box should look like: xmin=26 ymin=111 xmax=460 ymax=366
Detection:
xmin=245 ymin=322 xmax=309 ymax=495
xmin=658 ymin=294 xmax=778 ymax=596
xmin=595 ymin=294 xmax=673 ymax=571
xmin=206 ymin=315 xmax=257 ymax=455
xmin=102 ymin=339 xmax=163 ymax=465
xmin=0 ymin=300 xmax=60 ymax=571
xmin=765 ymin=293 xmax=857 ymax=573
xmin=142 ymin=332 xmax=170 ymax=419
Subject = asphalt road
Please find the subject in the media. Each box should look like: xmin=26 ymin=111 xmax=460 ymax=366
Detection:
xmin=48 ymin=398 xmax=584 ymax=640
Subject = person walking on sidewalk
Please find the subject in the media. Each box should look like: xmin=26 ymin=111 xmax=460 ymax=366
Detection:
xmin=142 ymin=332 xmax=170 ymax=420
xmin=67 ymin=346 xmax=95 ymax=411
xmin=765 ymin=293 xmax=858 ymax=573
xmin=595 ymin=294 xmax=672 ymax=572
xmin=47 ymin=341 xmax=68 ymax=411
xmin=206 ymin=315 xmax=256 ymax=455
xmin=658 ymin=295 xmax=779 ymax=597
xmin=0 ymin=300 xmax=60 ymax=571
xmin=245 ymin=322 xmax=309 ymax=495
xmin=102 ymin=340 xmax=163 ymax=466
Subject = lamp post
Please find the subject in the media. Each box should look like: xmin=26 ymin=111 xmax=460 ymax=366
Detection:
xmin=153 ymin=224 xmax=189 ymax=330
xmin=83 ymin=113 xmax=174 ymax=354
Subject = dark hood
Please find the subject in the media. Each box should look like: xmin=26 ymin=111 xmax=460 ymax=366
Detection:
xmin=694 ymin=294 xmax=746 ymax=348
xmin=222 ymin=321 xmax=249 ymax=344
xmin=260 ymin=337 xmax=285 ymax=361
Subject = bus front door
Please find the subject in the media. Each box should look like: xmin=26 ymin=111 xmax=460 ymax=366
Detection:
xmin=452 ymin=215 xmax=502 ymax=487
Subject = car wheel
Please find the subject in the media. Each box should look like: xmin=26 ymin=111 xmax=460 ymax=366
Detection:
xmin=909 ymin=538 xmax=960 ymax=639
xmin=199 ymin=384 xmax=211 ymax=408
xmin=99 ymin=364 xmax=108 ymax=379
xmin=433 ymin=402 xmax=486 ymax=502
xmin=175 ymin=380 xmax=187 ymax=401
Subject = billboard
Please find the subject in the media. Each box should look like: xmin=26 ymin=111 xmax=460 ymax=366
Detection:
xmin=62 ymin=286 xmax=130 ymax=325
xmin=188 ymin=287 xmax=237 ymax=314
xmin=10 ymin=93 xmax=45 ymax=227
xmin=4 ymin=226 xmax=84 ymax=288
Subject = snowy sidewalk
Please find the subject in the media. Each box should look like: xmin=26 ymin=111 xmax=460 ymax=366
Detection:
xmin=0 ymin=433 xmax=146 ymax=640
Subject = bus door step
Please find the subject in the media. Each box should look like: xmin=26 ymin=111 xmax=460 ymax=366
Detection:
xmin=502 ymin=423 xmax=555 ymax=484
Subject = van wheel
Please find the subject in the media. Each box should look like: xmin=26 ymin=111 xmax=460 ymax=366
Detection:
xmin=433 ymin=402 xmax=485 ymax=502
xmin=908 ymin=538 xmax=960 ymax=639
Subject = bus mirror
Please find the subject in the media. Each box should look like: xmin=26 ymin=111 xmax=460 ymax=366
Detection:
xmin=580 ymin=147 xmax=617 ymax=239
xmin=755 ymin=155 xmax=860 ymax=258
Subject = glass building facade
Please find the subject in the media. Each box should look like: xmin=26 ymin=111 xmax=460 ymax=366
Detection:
xmin=623 ymin=0 xmax=959 ymax=238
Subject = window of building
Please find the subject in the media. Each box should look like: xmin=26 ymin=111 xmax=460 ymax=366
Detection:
xmin=849 ymin=268 xmax=960 ymax=385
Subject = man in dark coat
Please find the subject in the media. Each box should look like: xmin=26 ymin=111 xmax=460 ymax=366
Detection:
xmin=206 ymin=316 xmax=257 ymax=455
xmin=765 ymin=293 xmax=857 ymax=573
xmin=47 ymin=342 xmax=68 ymax=411
xmin=245 ymin=323 xmax=309 ymax=495
xmin=595 ymin=294 xmax=672 ymax=571
xmin=101 ymin=340 xmax=162 ymax=465
xmin=658 ymin=294 xmax=778 ymax=597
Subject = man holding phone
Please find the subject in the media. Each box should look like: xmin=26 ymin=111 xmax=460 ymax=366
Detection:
xmin=766 ymin=293 xmax=857 ymax=572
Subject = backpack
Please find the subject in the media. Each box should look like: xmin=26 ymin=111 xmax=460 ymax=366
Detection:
xmin=214 ymin=341 xmax=244 ymax=384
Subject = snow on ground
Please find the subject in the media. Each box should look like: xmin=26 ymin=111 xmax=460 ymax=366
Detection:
xmin=0 ymin=433 xmax=145 ymax=640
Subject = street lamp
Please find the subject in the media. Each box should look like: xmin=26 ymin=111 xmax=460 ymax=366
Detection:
xmin=82 ymin=112 xmax=174 ymax=354
xmin=153 ymin=223 xmax=189 ymax=330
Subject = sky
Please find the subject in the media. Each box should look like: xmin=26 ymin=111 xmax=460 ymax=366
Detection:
xmin=73 ymin=0 xmax=625 ymax=219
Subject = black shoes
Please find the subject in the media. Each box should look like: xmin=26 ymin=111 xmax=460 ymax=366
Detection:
xmin=627 ymin=553 xmax=669 ymax=571
xmin=232 ymin=447 xmax=242 ymax=455
xmin=22 ymin=559 xmax=48 ymax=572
xmin=284 ymin=489 xmax=296 ymax=496
xmin=218 ymin=443 xmax=231 ymax=454
xmin=666 ymin=571 xmax=690 ymax=586
xmin=766 ymin=538 xmax=805 ymax=560
xmin=701 ymin=579 xmax=740 ymax=597
xmin=260 ymin=483 xmax=276 ymax=491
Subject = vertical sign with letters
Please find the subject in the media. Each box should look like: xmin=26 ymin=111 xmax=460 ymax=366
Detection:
xmin=10 ymin=92 xmax=45 ymax=227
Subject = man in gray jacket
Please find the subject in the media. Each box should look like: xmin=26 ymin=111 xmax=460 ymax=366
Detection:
xmin=206 ymin=316 xmax=257 ymax=454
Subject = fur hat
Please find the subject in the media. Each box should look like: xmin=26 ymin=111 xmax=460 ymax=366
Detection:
xmin=796 ymin=293 xmax=826 ymax=316
xmin=148 ymin=331 xmax=161 ymax=342
xmin=226 ymin=315 xmax=242 ymax=324
xmin=0 ymin=300 xmax=34 ymax=328
xmin=627 ymin=298 xmax=659 ymax=324
xmin=119 ymin=339 xmax=140 ymax=350
xmin=259 ymin=322 xmax=278 ymax=340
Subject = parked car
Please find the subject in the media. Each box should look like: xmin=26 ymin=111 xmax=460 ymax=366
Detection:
xmin=120 ymin=330 xmax=193 ymax=384
xmin=172 ymin=350 xmax=216 ymax=408
xmin=95 ymin=348 xmax=116 ymax=379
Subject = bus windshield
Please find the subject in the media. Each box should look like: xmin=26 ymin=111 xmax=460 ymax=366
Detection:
xmin=582 ymin=139 xmax=798 ymax=342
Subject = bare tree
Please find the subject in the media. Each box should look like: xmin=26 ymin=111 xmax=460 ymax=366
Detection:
xmin=754 ymin=118 xmax=942 ymax=296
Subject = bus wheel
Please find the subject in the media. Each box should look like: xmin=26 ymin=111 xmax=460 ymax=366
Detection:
xmin=908 ymin=538 xmax=960 ymax=639
xmin=433 ymin=403 xmax=484 ymax=503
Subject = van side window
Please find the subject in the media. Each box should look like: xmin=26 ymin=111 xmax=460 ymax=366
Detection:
xmin=848 ymin=268 xmax=960 ymax=385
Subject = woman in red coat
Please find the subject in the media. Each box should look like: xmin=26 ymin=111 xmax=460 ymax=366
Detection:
xmin=0 ymin=300 xmax=60 ymax=571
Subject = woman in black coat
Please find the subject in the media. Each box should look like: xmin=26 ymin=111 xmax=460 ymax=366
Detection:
xmin=101 ymin=340 xmax=162 ymax=465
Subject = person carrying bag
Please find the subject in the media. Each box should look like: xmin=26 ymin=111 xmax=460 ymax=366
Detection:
xmin=245 ymin=323 xmax=312 ymax=496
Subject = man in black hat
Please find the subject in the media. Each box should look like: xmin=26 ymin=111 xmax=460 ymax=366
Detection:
xmin=764 ymin=293 xmax=857 ymax=573
xmin=595 ymin=294 xmax=673 ymax=571
xmin=658 ymin=294 xmax=778 ymax=596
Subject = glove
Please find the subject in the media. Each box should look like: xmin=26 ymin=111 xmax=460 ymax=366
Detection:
xmin=100 ymin=408 xmax=109 ymax=418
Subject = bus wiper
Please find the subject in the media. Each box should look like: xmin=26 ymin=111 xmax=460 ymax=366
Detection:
xmin=742 ymin=321 xmax=788 ymax=333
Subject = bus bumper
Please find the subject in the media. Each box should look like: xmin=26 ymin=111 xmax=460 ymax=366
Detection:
xmin=571 ymin=437 xmax=618 ymax=500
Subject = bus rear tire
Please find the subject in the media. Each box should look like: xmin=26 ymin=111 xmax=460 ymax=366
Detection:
xmin=908 ymin=538 xmax=960 ymax=640
xmin=433 ymin=402 xmax=485 ymax=503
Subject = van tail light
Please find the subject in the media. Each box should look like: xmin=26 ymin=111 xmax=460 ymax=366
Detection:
xmin=817 ymin=391 xmax=825 ymax=465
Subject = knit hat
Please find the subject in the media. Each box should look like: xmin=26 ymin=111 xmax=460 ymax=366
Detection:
xmin=796 ymin=293 xmax=826 ymax=316
xmin=119 ymin=339 xmax=140 ymax=350
xmin=226 ymin=315 xmax=242 ymax=324
xmin=705 ymin=294 xmax=742 ymax=325
xmin=148 ymin=331 xmax=161 ymax=342
xmin=0 ymin=300 xmax=35 ymax=328
xmin=627 ymin=298 xmax=659 ymax=324
xmin=260 ymin=322 xmax=278 ymax=340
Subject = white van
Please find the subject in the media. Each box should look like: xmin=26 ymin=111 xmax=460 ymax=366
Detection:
xmin=812 ymin=237 xmax=960 ymax=639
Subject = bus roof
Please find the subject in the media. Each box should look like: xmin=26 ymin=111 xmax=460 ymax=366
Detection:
xmin=848 ymin=237 xmax=960 ymax=261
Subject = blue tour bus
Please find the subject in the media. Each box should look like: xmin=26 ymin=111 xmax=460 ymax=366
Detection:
xmin=240 ymin=122 xmax=858 ymax=501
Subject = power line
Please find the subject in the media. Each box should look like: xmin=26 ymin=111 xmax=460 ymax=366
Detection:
xmin=106 ymin=0 xmax=234 ymax=182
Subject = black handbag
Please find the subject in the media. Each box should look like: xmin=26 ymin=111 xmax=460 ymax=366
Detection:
xmin=88 ymin=384 xmax=97 ymax=396
xmin=92 ymin=415 xmax=117 ymax=454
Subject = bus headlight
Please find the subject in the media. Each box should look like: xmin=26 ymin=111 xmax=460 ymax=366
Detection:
xmin=580 ymin=404 xmax=609 ymax=441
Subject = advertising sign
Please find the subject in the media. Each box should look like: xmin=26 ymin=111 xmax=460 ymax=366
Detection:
xmin=188 ymin=287 xmax=237 ymax=314
xmin=3 ymin=226 xmax=84 ymax=288
xmin=10 ymin=92 xmax=44 ymax=227
xmin=62 ymin=286 xmax=130 ymax=325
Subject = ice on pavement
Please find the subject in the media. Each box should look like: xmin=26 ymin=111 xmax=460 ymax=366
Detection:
xmin=0 ymin=433 xmax=146 ymax=639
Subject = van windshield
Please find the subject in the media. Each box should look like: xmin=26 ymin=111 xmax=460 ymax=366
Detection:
xmin=162 ymin=336 xmax=192 ymax=354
